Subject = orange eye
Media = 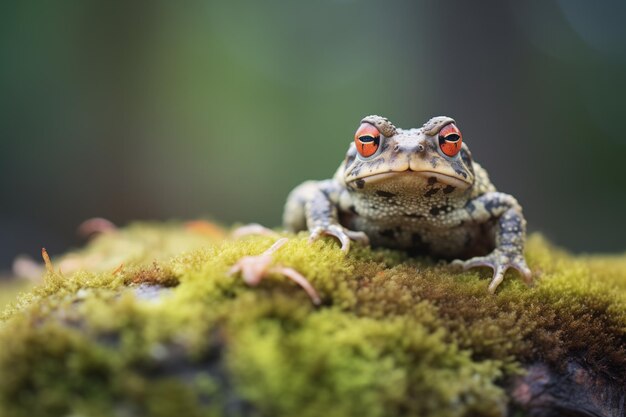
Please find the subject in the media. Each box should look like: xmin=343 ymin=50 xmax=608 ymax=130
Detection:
xmin=438 ymin=123 xmax=462 ymax=157
xmin=354 ymin=123 xmax=381 ymax=158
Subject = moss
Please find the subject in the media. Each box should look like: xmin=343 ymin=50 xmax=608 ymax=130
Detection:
xmin=0 ymin=223 xmax=625 ymax=417
xmin=0 ymin=280 xmax=33 ymax=312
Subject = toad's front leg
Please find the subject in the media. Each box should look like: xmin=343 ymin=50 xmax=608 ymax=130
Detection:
xmin=453 ymin=192 xmax=532 ymax=293
xmin=283 ymin=180 xmax=369 ymax=252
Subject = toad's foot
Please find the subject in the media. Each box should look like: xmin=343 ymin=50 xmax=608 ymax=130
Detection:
xmin=231 ymin=223 xmax=281 ymax=239
xmin=452 ymin=250 xmax=532 ymax=294
xmin=228 ymin=238 xmax=321 ymax=305
xmin=308 ymin=224 xmax=369 ymax=253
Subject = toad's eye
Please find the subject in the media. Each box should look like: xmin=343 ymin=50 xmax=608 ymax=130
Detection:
xmin=354 ymin=123 xmax=381 ymax=158
xmin=438 ymin=123 xmax=462 ymax=157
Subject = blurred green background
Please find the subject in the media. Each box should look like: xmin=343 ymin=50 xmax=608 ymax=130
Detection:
xmin=1 ymin=0 xmax=625 ymax=269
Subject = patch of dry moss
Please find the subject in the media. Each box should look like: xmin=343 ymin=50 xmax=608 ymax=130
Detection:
xmin=0 ymin=223 xmax=625 ymax=417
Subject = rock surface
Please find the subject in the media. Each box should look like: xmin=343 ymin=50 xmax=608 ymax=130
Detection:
xmin=511 ymin=361 xmax=625 ymax=417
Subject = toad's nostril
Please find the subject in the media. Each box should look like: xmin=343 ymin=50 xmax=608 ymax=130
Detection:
xmin=393 ymin=144 xmax=400 ymax=152
xmin=417 ymin=144 xmax=425 ymax=152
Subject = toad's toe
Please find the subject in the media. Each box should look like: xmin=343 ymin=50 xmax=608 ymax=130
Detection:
xmin=452 ymin=250 xmax=533 ymax=293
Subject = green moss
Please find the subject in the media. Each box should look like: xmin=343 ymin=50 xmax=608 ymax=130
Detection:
xmin=0 ymin=280 xmax=33 ymax=312
xmin=0 ymin=223 xmax=625 ymax=417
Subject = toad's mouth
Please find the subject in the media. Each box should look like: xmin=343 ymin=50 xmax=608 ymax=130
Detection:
xmin=350 ymin=170 xmax=472 ymax=189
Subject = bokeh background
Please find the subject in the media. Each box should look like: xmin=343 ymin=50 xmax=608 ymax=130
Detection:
xmin=1 ymin=0 xmax=625 ymax=270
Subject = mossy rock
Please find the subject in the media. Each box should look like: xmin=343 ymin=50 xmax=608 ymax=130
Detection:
xmin=1 ymin=222 xmax=625 ymax=417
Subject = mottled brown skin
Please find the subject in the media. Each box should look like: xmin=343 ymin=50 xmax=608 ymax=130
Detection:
xmin=283 ymin=115 xmax=532 ymax=293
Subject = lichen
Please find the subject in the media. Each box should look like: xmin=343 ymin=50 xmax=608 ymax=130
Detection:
xmin=0 ymin=222 xmax=625 ymax=417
